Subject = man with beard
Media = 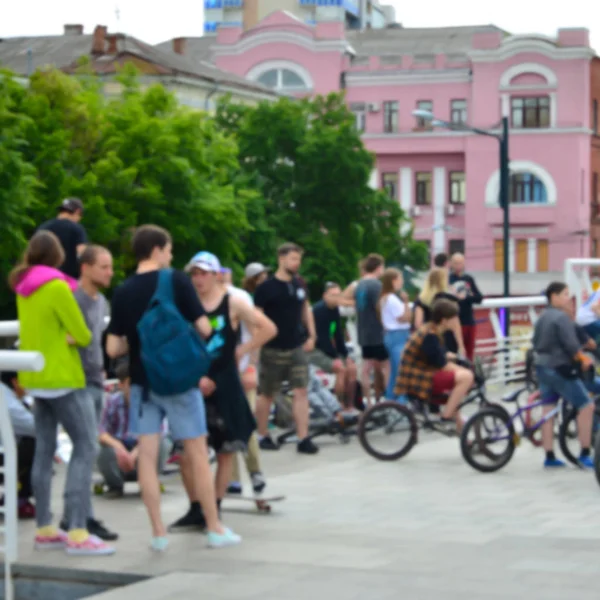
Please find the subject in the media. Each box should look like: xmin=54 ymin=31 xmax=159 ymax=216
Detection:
xmin=253 ymin=243 xmax=319 ymax=454
xmin=59 ymin=245 xmax=118 ymax=541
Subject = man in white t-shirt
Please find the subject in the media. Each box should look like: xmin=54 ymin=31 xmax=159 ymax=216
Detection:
xmin=218 ymin=268 xmax=266 ymax=495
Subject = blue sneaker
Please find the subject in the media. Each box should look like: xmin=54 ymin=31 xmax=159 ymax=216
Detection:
xmin=544 ymin=457 xmax=567 ymax=468
xmin=207 ymin=527 xmax=242 ymax=548
xmin=579 ymin=455 xmax=594 ymax=469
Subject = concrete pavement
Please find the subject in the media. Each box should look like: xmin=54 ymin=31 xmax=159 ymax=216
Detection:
xmin=13 ymin=430 xmax=600 ymax=599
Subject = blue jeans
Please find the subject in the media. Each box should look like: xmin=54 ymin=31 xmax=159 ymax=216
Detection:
xmin=384 ymin=328 xmax=410 ymax=401
xmin=583 ymin=321 xmax=600 ymax=342
xmin=129 ymin=385 xmax=207 ymax=441
xmin=535 ymin=366 xmax=592 ymax=410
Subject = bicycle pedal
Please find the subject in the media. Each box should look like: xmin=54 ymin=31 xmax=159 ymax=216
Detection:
xmin=513 ymin=433 xmax=521 ymax=446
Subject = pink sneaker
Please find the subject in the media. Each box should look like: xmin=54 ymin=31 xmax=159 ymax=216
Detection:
xmin=66 ymin=534 xmax=116 ymax=556
xmin=35 ymin=529 xmax=68 ymax=550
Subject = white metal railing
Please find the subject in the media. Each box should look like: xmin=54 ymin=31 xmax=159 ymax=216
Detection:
xmin=342 ymin=295 xmax=548 ymax=388
xmin=565 ymin=258 xmax=600 ymax=309
xmin=0 ymin=350 xmax=45 ymax=600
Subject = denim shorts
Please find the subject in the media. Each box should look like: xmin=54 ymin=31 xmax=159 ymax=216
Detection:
xmin=535 ymin=366 xmax=592 ymax=410
xmin=129 ymin=385 xmax=208 ymax=441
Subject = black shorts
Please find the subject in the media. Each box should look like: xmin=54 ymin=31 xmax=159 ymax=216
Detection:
xmin=361 ymin=344 xmax=389 ymax=361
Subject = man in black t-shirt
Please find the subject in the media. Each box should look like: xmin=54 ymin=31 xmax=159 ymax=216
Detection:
xmin=254 ymin=243 xmax=319 ymax=455
xmin=308 ymin=282 xmax=357 ymax=409
xmin=37 ymin=198 xmax=88 ymax=278
xmin=105 ymin=224 xmax=240 ymax=549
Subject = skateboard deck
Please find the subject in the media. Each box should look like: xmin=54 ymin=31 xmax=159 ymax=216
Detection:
xmin=223 ymin=494 xmax=285 ymax=514
xmin=92 ymin=474 xmax=168 ymax=496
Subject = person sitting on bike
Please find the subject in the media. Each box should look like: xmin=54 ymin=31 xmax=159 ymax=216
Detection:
xmin=533 ymin=281 xmax=595 ymax=469
xmin=394 ymin=298 xmax=474 ymax=432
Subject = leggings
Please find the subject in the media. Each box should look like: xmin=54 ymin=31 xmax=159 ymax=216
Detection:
xmin=32 ymin=390 xmax=96 ymax=530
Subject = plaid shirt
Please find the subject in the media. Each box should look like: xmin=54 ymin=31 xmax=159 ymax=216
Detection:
xmin=394 ymin=325 xmax=442 ymax=402
xmin=99 ymin=391 xmax=131 ymax=441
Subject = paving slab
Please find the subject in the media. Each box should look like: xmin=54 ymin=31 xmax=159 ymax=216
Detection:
xmin=9 ymin=425 xmax=600 ymax=599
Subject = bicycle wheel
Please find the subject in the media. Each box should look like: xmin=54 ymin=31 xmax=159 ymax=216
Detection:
xmin=460 ymin=405 xmax=516 ymax=473
xmin=559 ymin=406 xmax=600 ymax=467
xmin=358 ymin=401 xmax=418 ymax=461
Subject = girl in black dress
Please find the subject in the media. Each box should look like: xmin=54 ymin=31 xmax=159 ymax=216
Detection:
xmin=412 ymin=267 xmax=466 ymax=356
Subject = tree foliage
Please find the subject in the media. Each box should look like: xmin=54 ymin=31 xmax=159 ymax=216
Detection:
xmin=215 ymin=93 xmax=428 ymax=297
xmin=0 ymin=67 xmax=426 ymax=316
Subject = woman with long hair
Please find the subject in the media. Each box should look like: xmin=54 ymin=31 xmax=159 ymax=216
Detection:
xmin=10 ymin=231 xmax=114 ymax=556
xmin=378 ymin=268 xmax=411 ymax=400
xmin=413 ymin=267 xmax=466 ymax=356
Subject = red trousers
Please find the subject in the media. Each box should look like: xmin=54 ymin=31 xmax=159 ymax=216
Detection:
xmin=461 ymin=325 xmax=476 ymax=361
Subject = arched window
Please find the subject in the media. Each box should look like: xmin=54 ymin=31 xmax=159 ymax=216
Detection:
xmin=255 ymin=68 xmax=309 ymax=92
xmin=510 ymin=172 xmax=548 ymax=204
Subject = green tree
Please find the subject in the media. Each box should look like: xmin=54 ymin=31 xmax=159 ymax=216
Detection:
xmin=0 ymin=71 xmax=40 ymax=315
xmin=216 ymin=93 xmax=428 ymax=297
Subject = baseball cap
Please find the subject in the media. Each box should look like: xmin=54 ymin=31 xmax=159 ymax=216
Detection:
xmin=185 ymin=251 xmax=221 ymax=273
xmin=59 ymin=197 xmax=84 ymax=214
xmin=244 ymin=262 xmax=270 ymax=278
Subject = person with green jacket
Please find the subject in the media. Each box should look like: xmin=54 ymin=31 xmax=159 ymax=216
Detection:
xmin=10 ymin=231 xmax=114 ymax=556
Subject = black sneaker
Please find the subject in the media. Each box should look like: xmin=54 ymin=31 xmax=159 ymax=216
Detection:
xmin=259 ymin=435 xmax=280 ymax=451
xmin=168 ymin=505 xmax=206 ymax=532
xmin=297 ymin=438 xmax=319 ymax=455
xmin=87 ymin=518 xmax=119 ymax=541
xmin=226 ymin=482 xmax=242 ymax=495
xmin=250 ymin=472 xmax=266 ymax=494
xmin=59 ymin=517 xmax=119 ymax=541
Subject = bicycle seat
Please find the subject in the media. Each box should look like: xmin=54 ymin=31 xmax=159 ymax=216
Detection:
xmin=502 ymin=387 xmax=527 ymax=403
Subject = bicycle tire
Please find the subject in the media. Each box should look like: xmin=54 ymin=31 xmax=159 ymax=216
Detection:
xmin=558 ymin=408 xmax=579 ymax=466
xmin=558 ymin=406 xmax=600 ymax=467
xmin=594 ymin=433 xmax=600 ymax=487
xmin=460 ymin=405 xmax=516 ymax=473
xmin=358 ymin=401 xmax=418 ymax=461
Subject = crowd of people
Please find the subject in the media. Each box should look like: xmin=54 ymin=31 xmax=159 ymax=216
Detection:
xmin=10 ymin=195 xmax=595 ymax=560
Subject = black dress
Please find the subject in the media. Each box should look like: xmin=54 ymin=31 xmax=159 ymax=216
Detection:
xmin=204 ymin=294 xmax=256 ymax=454
xmin=412 ymin=292 xmax=459 ymax=353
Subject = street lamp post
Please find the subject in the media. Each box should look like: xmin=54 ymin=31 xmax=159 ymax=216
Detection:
xmin=412 ymin=110 xmax=511 ymax=337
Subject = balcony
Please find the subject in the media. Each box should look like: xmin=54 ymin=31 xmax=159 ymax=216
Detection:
xmin=204 ymin=0 xmax=243 ymax=8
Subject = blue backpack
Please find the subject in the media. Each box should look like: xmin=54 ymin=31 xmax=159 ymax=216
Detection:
xmin=137 ymin=269 xmax=212 ymax=396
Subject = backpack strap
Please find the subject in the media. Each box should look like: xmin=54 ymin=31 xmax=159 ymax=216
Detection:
xmin=153 ymin=269 xmax=175 ymax=304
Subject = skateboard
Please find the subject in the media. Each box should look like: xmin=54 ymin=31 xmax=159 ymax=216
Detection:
xmin=223 ymin=494 xmax=285 ymax=514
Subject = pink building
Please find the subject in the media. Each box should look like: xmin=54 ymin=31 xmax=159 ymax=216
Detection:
xmin=206 ymin=12 xmax=597 ymax=295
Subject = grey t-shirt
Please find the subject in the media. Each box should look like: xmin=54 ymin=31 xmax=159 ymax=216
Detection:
xmin=355 ymin=278 xmax=384 ymax=347
xmin=74 ymin=287 xmax=108 ymax=387
xmin=532 ymin=307 xmax=581 ymax=369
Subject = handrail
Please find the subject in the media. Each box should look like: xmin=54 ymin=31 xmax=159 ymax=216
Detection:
xmin=0 ymin=350 xmax=44 ymax=600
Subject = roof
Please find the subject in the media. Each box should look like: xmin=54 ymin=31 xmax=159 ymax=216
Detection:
xmin=0 ymin=29 xmax=276 ymax=98
xmin=155 ymin=37 xmax=215 ymax=63
xmin=345 ymin=24 xmax=507 ymax=58
xmin=0 ymin=34 xmax=94 ymax=74
xmin=82 ymin=35 xmax=277 ymax=96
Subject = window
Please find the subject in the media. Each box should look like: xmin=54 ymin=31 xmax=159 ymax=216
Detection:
xmin=254 ymin=68 xmax=309 ymax=92
xmin=510 ymin=96 xmax=550 ymax=128
xmin=494 ymin=240 xmax=504 ymax=272
xmin=509 ymin=173 xmax=548 ymax=204
xmin=449 ymin=172 xmax=466 ymax=204
xmin=382 ymin=173 xmax=398 ymax=200
xmin=537 ymin=239 xmax=549 ymax=272
xmin=415 ymin=100 xmax=433 ymax=128
xmin=349 ymin=103 xmax=366 ymax=132
xmin=450 ymin=99 xmax=467 ymax=125
xmin=594 ymin=99 xmax=598 ymax=135
xmin=515 ymin=239 xmax=528 ymax=273
xmin=593 ymin=239 xmax=598 ymax=258
xmin=415 ymin=172 xmax=432 ymax=205
xmin=593 ymin=172 xmax=599 ymax=218
xmin=448 ymin=239 xmax=465 ymax=256
xmin=383 ymin=101 xmax=398 ymax=133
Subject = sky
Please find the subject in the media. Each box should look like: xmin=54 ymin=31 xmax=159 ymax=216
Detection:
xmin=1 ymin=0 xmax=599 ymax=52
